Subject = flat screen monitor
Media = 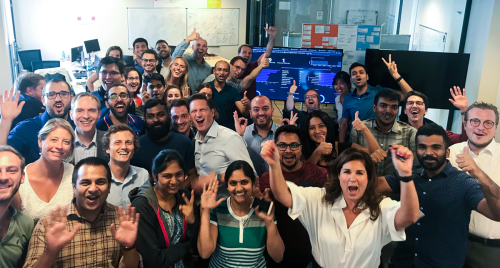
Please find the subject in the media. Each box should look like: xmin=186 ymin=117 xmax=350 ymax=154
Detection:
xmin=84 ymin=39 xmax=100 ymax=53
xmin=18 ymin=49 xmax=42 ymax=72
xmin=250 ymin=47 xmax=343 ymax=103
xmin=71 ymin=46 xmax=84 ymax=62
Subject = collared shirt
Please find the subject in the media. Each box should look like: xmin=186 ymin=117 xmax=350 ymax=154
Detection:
xmin=133 ymin=59 xmax=144 ymax=75
xmin=172 ymin=40 xmax=212 ymax=91
xmin=449 ymin=140 xmax=500 ymax=239
xmin=209 ymin=81 xmax=242 ymax=130
xmin=195 ymin=121 xmax=255 ymax=176
xmin=0 ymin=207 xmax=34 ymax=268
xmin=351 ymin=119 xmax=417 ymax=176
xmin=342 ymin=84 xmax=391 ymax=125
xmin=23 ymin=201 xmax=139 ymax=268
xmin=203 ymin=74 xmax=242 ymax=92
xmin=287 ymin=181 xmax=405 ymax=267
xmin=243 ymin=122 xmax=280 ymax=176
xmin=11 ymin=93 xmax=44 ymax=130
xmin=96 ymin=113 xmax=144 ymax=136
xmin=385 ymin=162 xmax=485 ymax=268
xmin=74 ymin=129 xmax=98 ymax=164
xmin=107 ymin=165 xmax=149 ymax=207
xmin=8 ymin=111 xmax=75 ymax=164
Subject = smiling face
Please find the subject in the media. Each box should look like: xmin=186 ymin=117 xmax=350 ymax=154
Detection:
xmin=165 ymin=88 xmax=182 ymax=106
xmin=106 ymin=130 xmax=135 ymax=164
xmin=304 ymin=90 xmax=320 ymax=111
xmin=142 ymin=53 xmax=158 ymax=74
xmin=416 ymin=134 xmax=447 ymax=171
xmin=404 ymin=95 xmax=427 ymax=124
xmin=147 ymin=80 xmax=165 ymax=100
xmin=125 ymin=70 xmax=141 ymax=95
xmin=334 ymin=78 xmax=348 ymax=95
xmin=154 ymin=161 xmax=184 ymax=195
xmin=230 ymin=59 xmax=246 ymax=79
xmin=350 ymin=66 xmax=369 ymax=89
xmin=170 ymin=58 xmax=187 ymax=79
xmin=214 ymin=61 xmax=230 ymax=84
xmin=99 ymin=63 xmax=123 ymax=91
xmin=308 ymin=117 xmax=327 ymax=144
xmin=338 ymin=160 xmax=368 ymax=205
xmin=133 ymin=42 xmax=147 ymax=58
xmin=71 ymin=96 xmax=100 ymax=134
xmin=44 ymin=82 xmax=72 ymax=119
xmin=74 ymin=164 xmax=110 ymax=216
xmin=192 ymin=38 xmax=208 ymax=60
xmin=189 ymin=99 xmax=215 ymax=134
xmin=238 ymin=46 xmax=253 ymax=62
xmin=465 ymin=108 xmax=497 ymax=150
xmin=156 ymin=42 xmax=171 ymax=60
xmin=171 ymin=105 xmax=191 ymax=135
xmin=277 ymin=132 xmax=302 ymax=171
xmin=38 ymin=127 xmax=72 ymax=162
xmin=106 ymin=86 xmax=130 ymax=120
xmin=0 ymin=151 xmax=24 ymax=203
xmin=250 ymin=96 xmax=273 ymax=129
xmin=374 ymin=97 xmax=399 ymax=128
xmin=227 ymin=169 xmax=253 ymax=204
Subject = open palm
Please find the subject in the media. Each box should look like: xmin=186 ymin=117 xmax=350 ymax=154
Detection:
xmin=43 ymin=207 xmax=81 ymax=253
xmin=201 ymin=179 xmax=225 ymax=210
xmin=0 ymin=88 xmax=25 ymax=121
xmin=110 ymin=205 xmax=139 ymax=248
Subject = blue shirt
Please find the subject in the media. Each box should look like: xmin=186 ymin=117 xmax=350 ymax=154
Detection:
xmin=107 ymin=165 xmax=149 ymax=206
xmin=243 ymin=122 xmax=280 ymax=176
xmin=342 ymin=84 xmax=391 ymax=126
xmin=8 ymin=111 xmax=75 ymax=164
xmin=209 ymin=81 xmax=242 ymax=131
xmin=96 ymin=113 xmax=144 ymax=136
xmin=385 ymin=162 xmax=485 ymax=268
xmin=10 ymin=94 xmax=44 ymax=130
xmin=134 ymin=59 xmax=144 ymax=75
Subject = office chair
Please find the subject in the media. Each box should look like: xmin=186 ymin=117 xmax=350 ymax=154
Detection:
xmin=18 ymin=49 xmax=42 ymax=72
xmin=31 ymin=61 xmax=61 ymax=72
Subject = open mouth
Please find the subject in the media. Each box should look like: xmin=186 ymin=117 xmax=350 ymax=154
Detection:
xmin=235 ymin=191 xmax=246 ymax=197
xmin=314 ymin=134 xmax=325 ymax=140
xmin=54 ymin=103 xmax=64 ymax=111
xmin=195 ymin=118 xmax=205 ymax=127
xmin=383 ymin=114 xmax=393 ymax=120
xmin=0 ymin=184 xmax=12 ymax=190
xmin=86 ymin=195 xmax=100 ymax=202
xmin=347 ymin=186 xmax=358 ymax=194
xmin=115 ymin=103 xmax=126 ymax=112
xmin=118 ymin=151 xmax=129 ymax=156
xmin=283 ymin=154 xmax=295 ymax=163
xmin=50 ymin=150 xmax=64 ymax=157
xmin=410 ymin=107 xmax=419 ymax=115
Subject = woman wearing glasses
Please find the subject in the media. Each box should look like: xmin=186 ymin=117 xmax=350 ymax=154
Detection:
xmin=302 ymin=110 xmax=337 ymax=168
xmin=166 ymin=56 xmax=190 ymax=98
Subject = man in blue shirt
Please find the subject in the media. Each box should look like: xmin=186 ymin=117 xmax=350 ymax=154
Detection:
xmin=10 ymin=72 xmax=45 ymax=129
xmin=127 ymin=37 xmax=148 ymax=75
xmin=96 ymin=84 xmax=143 ymax=136
xmin=0 ymin=80 xmax=75 ymax=164
xmin=377 ymin=124 xmax=500 ymax=267
xmin=92 ymin=56 xmax=125 ymax=116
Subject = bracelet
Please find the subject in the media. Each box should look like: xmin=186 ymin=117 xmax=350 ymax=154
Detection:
xmin=288 ymin=92 xmax=294 ymax=95
xmin=395 ymin=76 xmax=403 ymax=82
xmin=398 ymin=174 xmax=415 ymax=183
xmin=121 ymin=245 xmax=135 ymax=251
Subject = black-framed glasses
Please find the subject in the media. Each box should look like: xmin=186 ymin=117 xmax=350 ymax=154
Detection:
xmin=108 ymin=93 xmax=130 ymax=100
xmin=44 ymin=91 xmax=71 ymax=99
xmin=276 ymin=142 xmax=301 ymax=151
xmin=469 ymin=118 xmax=496 ymax=129
xmin=100 ymin=71 xmax=121 ymax=76
xmin=141 ymin=59 xmax=157 ymax=63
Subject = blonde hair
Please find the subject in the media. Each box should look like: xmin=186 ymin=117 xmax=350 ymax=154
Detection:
xmin=38 ymin=118 xmax=75 ymax=162
xmin=166 ymin=56 xmax=190 ymax=91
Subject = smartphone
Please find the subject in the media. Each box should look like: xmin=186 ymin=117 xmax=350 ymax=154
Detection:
xmin=252 ymin=198 xmax=274 ymax=215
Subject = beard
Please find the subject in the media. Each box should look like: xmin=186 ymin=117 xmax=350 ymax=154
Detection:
xmin=146 ymin=119 xmax=171 ymax=141
xmin=108 ymin=101 xmax=129 ymax=121
xmin=160 ymin=51 xmax=170 ymax=60
xmin=281 ymin=154 xmax=298 ymax=170
xmin=469 ymin=138 xmax=494 ymax=151
xmin=417 ymin=153 xmax=447 ymax=171
xmin=0 ymin=181 xmax=21 ymax=204
xmin=47 ymin=102 xmax=70 ymax=119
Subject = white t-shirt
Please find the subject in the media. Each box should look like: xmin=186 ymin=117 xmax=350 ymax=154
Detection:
xmin=287 ymin=181 xmax=405 ymax=268
xmin=335 ymin=94 xmax=343 ymax=120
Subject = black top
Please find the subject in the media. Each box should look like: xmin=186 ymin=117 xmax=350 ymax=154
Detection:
xmin=10 ymin=94 xmax=44 ymax=130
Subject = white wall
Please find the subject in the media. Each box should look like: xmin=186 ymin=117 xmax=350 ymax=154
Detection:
xmin=12 ymin=0 xmax=247 ymax=62
xmin=0 ymin=0 xmax=12 ymax=92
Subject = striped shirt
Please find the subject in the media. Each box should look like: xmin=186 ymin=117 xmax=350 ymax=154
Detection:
xmin=73 ymin=130 xmax=98 ymax=164
xmin=209 ymin=197 xmax=271 ymax=268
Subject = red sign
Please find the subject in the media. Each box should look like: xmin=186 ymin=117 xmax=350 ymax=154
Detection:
xmin=302 ymin=24 xmax=339 ymax=49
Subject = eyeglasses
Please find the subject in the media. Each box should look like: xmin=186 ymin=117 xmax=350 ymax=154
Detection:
xmin=142 ymin=59 xmax=157 ymax=63
xmin=276 ymin=142 xmax=301 ymax=151
xmin=126 ymin=77 xmax=140 ymax=81
xmin=44 ymin=91 xmax=71 ymax=99
xmin=305 ymin=95 xmax=318 ymax=100
xmin=469 ymin=118 xmax=496 ymax=129
xmin=407 ymin=101 xmax=425 ymax=106
xmin=233 ymin=66 xmax=246 ymax=72
xmin=100 ymin=71 xmax=121 ymax=76
xmin=148 ymin=84 xmax=164 ymax=90
xmin=108 ymin=93 xmax=130 ymax=100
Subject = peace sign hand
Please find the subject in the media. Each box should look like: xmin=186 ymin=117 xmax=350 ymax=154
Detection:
xmin=382 ymin=54 xmax=400 ymax=79
xmin=179 ymin=190 xmax=196 ymax=224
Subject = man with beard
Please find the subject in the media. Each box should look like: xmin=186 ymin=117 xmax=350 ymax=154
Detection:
xmin=170 ymin=99 xmax=196 ymax=142
xmin=376 ymin=123 xmax=500 ymax=267
xmin=448 ymin=102 xmax=500 ymax=267
xmin=350 ymin=89 xmax=417 ymax=176
xmin=283 ymin=81 xmax=326 ymax=129
xmin=143 ymin=73 xmax=166 ymax=103
xmin=92 ymin=56 xmax=126 ymax=115
xmin=172 ymin=29 xmax=211 ymax=92
xmin=96 ymin=84 xmax=144 ymax=136
xmin=155 ymin=39 xmax=171 ymax=78
xmin=209 ymin=60 xmax=250 ymax=130
xmin=0 ymin=146 xmax=34 ymax=268
xmin=234 ymin=95 xmax=280 ymax=176
xmin=0 ymin=80 xmax=75 ymax=164
xmin=131 ymin=99 xmax=196 ymax=183
xmin=258 ymin=125 xmax=327 ymax=268
xmin=141 ymin=50 xmax=160 ymax=78
xmin=10 ymin=72 xmax=45 ymax=129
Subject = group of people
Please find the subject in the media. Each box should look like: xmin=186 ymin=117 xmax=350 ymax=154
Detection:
xmin=0 ymin=24 xmax=499 ymax=268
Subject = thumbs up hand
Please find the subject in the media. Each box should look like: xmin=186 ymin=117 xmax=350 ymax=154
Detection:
xmin=456 ymin=146 xmax=480 ymax=176
xmin=352 ymin=111 xmax=367 ymax=131
xmin=241 ymin=91 xmax=249 ymax=107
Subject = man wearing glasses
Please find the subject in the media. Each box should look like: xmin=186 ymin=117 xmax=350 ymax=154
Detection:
xmin=93 ymin=56 xmax=125 ymax=116
xmin=258 ymin=125 xmax=327 ymax=268
xmin=96 ymin=84 xmax=144 ymax=136
xmin=448 ymin=102 xmax=500 ymax=268
xmin=141 ymin=50 xmax=161 ymax=78
xmin=0 ymin=80 xmax=75 ymax=164
xmin=284 ymin=81 xmax=324 ymax=129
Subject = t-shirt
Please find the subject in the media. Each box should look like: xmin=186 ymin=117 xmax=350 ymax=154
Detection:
xmin=0 ymin=207 xmax=34 ymax=268
xmin=131 ymin=131 xmax=195 ymax=173
xmin=209 ymin=81 xmax=242 ymax=131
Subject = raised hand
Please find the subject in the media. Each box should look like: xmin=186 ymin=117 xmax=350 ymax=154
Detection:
xmin=280 ymin=111 xmax=298 ymax=126
xmin=289 ymin=80 xmax=297 ymax=94
xmin=260 ymin=57 xmax=270 ymax=68
xmin=200 ymin=179 xmax=226 ymax=211
xmin=42 ymin=207 xmax=81 ymax=254
xmin=370 ymin=148 xmax=388 ymax=163
xmin=233 ymin=110 xmax=248 ymax=135
xmin=316 ymin=136 xmax=333 ymax=155
xmin=186 ymin=28 xmax=200 ymax=42
xmin=264 ymin=26 xmax=277 ymax=38
xmin=351 ymin=111 xmax=366 ymax=131
xmin=255 ymin=189 xmax=275 ymax=223
xmin=142 ymin=91 xmax=151 ymax=104
xmin=389 ymin=145 xmax=413 ymax=177
xmin=110 ymin=204 xmax=140 ymax=248
xmin=382 ymin=54 xmax=400 ymax=79
xmin=192 ymin=173 xmax=217 ymax=194
xmin=183 ymin=86 xmax=191 ymax=98
xmin=261 ymin=140 xmax=279 ymax=166
xmin=179 ymin=190 xmax=195 ymax=224
xmin=241 ymin=91 xmax=249 ymax=107
xmin=449 ymin=86 xmax=469 ymax=112
xmin=456 ymin=146 xmax=480 ymax=176
xmin=0 ymin=88 xmax=25 ymax=122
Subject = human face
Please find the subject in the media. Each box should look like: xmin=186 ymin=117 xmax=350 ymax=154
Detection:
xmin=99 ymin=64 xmax=123 ymax=90
xmin=170 ymin=58 xmax=187 ymax=79
xmin=308 ymin=117 xmax=327 ymax=144
xmin=231 ymin=59 xmax=246 ymax=79
xmin=416 ymin=135 xmax=447 ymax=171
xmin=147 ymin=80 xmax=165 ymax=100
xmin=74 ymin=164 xmax=110 ymax=215
xmin=106 ymin=86 xmax=130 ymax=120
xmin=154 ymin=161 xmax=184 ymax=195
xmin=0 ymin=151 xmax=24 ymax=203
xmin=44 ymin=82 xmax=72 ymax=119
xmin=30 ymin=79 xmax=46 ymax=101
xmin=108 ymin=49 xmax=121 ymax=59
xmin=192 ymin=38 xmax=208 ymax=60
xmin=165 ymin=88 xmax=182 ymax=106
xmin=70 ymin=96 xmax=100 ymax=134
xmin=374 ymin=97 xmax=399 ymax=127
xmin=106 ymin=130 xmax=135 ymax=164
xmin=404 ymin=95 xmax=427 ymax=123
xmin=338 ymin=160 xmax=368 ymax=205
xmin=250 ymin=97 xmax=273 ymax=129
xmin=133 ymin=42 xmax=147 ymax=58
xmin=350 ymin=66 xmax=369 ymax=88
xmin=189 ymin=99 xmax=214 ymax=134
xmin=238 ymin=46 xmax=253 ymax=62
xmin=334 ymin=78 xmax=348 ymax=95
xmin=465 ymin=108 xmax=497 ymax=150
xmin=141 ymin=53 xmax=158 ymax=73
xmin=214 ymin=62 xmax=230 ymax=83
xmin=125 ymin=70 xmax=141 ymax=95
xmin=145 ymin=104 xmax=170 ymax=140
xmin=199 ymin=87 xmax=213 ymax=99
xmin=156 ymin=42 xmax=171 ymax=60
xmin=171 ymin=105 xmax=191 ymax=135
xmin=227 ymin=169 xmax=253 ymax=204
xmin=304 ymin=90 xmax=320 ymax=111
xmin=276 ymin=133 xmax=302 ymax=171
xmin=38 ymin=127 xmax=72 ymax=162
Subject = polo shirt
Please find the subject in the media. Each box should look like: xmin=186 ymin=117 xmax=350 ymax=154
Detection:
xmin=385 ymin=162 xmax=485 ymax=267
xmin=7 ymin=111 xmax=75 ymax=164
xmin=107 ymin=164 xmax=149 ymax=206
xmin=172 ymin=40 xmax=212 ymax=91
xmin=243 ymin=122 xmax=280 ymax=176
xmin=96 ymin=113 xmax=144 ymax=136
xmin=342 ymin=84 xmax=391 ymax=126
xmin=133 ymin=59 xmax=144 ymax=75
xmin=209 ymin=80 xmax=242 ymax=130
xmin=10 ymin=93 xmax=44 ymax=130
xmin=0 ymin=207 xmax=34 ymax=268
xmin=238 ymin=60 xmax=259 ymax=100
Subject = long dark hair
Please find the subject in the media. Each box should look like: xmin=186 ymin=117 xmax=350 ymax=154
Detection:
xmin=224 ymin=160 xmax=256 ymax=186
xmin=323 ymin=148 xmax=382 ymax=220
xmin=150 ymin=149 xmax=185 ymax=186
xmin=302 ymin=110 xmax=337 ymax=162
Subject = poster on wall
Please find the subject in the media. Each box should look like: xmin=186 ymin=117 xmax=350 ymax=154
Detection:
xmin=301 ymin=24 xmax=339 ymax=49
xmin=356 ymin=25 xmax=381 ymax=51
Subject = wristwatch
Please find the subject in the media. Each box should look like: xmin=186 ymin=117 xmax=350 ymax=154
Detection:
xmin=395 ymin=76 xmax=403 ymax=82
xmin=398 ymin=174 xmax=415 ymax=183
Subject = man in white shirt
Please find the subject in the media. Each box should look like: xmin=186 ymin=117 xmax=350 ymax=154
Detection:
xmin=448 ymin=101 xmax=500 ymax=268
xmin=155 ymin=39 xmax=171 ymax=79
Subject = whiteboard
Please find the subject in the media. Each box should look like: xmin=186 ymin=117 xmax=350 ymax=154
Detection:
xmin=346 ymin=10 xmax=378 ymax=25
xmin=187 ymin=8 xmax=239 ymax=46
xmin=416 ymin=25 xmax=447 ymax=52
xmin=127 ymin=8 xmax=187 ymax=49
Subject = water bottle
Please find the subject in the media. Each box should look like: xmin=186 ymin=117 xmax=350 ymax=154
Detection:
xmin=61 ymin=51 xmax=65 ymax=61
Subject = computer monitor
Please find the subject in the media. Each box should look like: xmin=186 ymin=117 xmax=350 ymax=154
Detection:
xmin=84 ymin=39 xmax=100 ymax=53
xmin=18 ymin=49 xmax=42 ymax=72
xmin=71 ymin=46 xmax=84 ymax=63
xmin=250 ymin=47 xmax=343 ymax=103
